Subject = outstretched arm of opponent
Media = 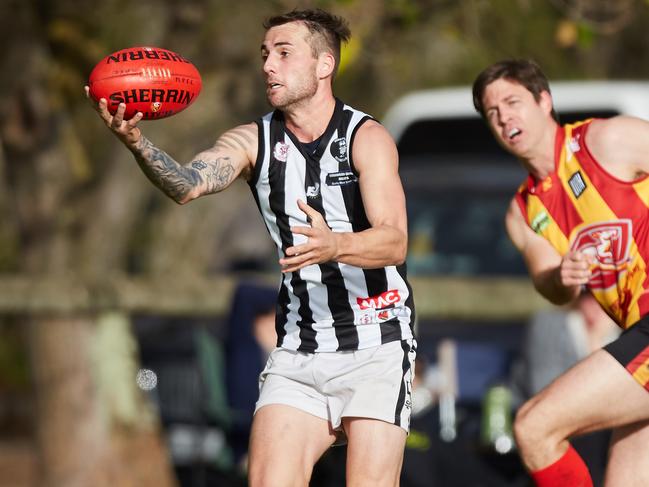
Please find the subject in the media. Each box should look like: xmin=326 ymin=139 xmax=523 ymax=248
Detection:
xmin=280 ymin=120 xmax=407 ymax=272
xmin=505 ymin=198 xmax=590 ymax=305
xmin=85 ymin=88 xmax=256 ymax=204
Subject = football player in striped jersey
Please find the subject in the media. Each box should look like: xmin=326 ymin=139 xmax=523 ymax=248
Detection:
xmin=473 ymin=59 xmax=649 ymax=487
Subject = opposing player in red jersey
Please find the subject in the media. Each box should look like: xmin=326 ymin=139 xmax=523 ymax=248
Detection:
xmin=473 ymin=59 xmax=649 ymax=486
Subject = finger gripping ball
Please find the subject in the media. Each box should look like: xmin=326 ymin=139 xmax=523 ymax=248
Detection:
xmin=88 ymin=46 xmax=202 ymax=120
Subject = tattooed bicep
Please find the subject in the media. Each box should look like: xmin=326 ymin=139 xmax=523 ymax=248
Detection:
xmin=183 ymin=123 xmax=257 ymax=193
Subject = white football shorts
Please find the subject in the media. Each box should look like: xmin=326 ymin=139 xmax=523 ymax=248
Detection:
xmin=254 ymin=338 xmax=417 ymax=436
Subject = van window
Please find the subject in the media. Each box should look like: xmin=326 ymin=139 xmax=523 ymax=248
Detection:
xmin=398 ymin=110 xmax=619 ymax=277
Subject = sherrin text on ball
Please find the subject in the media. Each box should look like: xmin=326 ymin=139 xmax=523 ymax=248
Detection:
xmin=88 ymin=46 xmax=202 ymax=120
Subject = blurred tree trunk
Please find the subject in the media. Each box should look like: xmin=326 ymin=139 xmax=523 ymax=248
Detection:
xmin=29 ymin=315 xmax=121 ymax=487
xmin=28 ymin=313 xmax=176 ymax=487
xmin=0 ymin=2 xmax=178 ymax=486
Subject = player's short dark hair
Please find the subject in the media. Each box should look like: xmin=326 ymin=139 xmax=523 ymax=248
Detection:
xmin=472 ymin=59 xmax=558 ymax=122
xmin=264 ymin=9 xmax=351 ymax=76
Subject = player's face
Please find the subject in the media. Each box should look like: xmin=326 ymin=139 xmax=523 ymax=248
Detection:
xmin=261 ymin=22 xmax=319 ymax=110
xmin=481 ymin=78 xmax=553 ymax=158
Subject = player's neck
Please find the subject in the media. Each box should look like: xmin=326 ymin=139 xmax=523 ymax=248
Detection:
xmin=524 ymin=121 xmax=559 ymax=180
xmin=282 ymin=90 xmax=336 ymax=143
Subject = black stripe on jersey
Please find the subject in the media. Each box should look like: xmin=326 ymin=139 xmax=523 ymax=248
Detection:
xmin=338 ymin=110 xmax=404 ymax=344
xmin=249 ymin=120 xmax=265 ymax=187
xmin=275 ymin=281 xmax=290 ymax=345
xmin=268 ymin=111 xmax=315 ymax=350
xmin=394 ymin=339 xmax=413 ymax=427
xmin=398 ymin=262 xmax=416 ymax=336
xmin=270 ymin=112 xmax=317 ymax=352
xmin=248 ymin=120 xmax=264 ymax=218
xmin=298 ymin=100 xmax=357 ymax=350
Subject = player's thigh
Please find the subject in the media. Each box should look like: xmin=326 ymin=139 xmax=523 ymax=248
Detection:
xmin=248 ymin=404 xmax=337 ymax=487
xmin=604 ymin=420 xmax=649 ymax=487
xmin=343 ymin=417 xmax=407 ymax=487
xmin=517 ymin=349 xmax=649 ymax=441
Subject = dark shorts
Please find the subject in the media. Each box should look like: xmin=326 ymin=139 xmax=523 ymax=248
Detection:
xmin=604 ymin=315 xmax=649 ymax=391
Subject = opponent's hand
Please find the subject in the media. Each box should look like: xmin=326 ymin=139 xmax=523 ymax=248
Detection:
xmin=279 ymin=199 xmax=339 ymax=273
xmin=557 ymin=250 xmax=593 ymax=288
xmin=84 ymin=86 xmax=143 ymax=147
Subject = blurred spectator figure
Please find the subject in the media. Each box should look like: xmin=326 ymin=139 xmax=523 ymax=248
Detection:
xmin=513 ymin=292 xmax=620 ymax=403
xmin=224 ymin=283 xmax=276 ymax=469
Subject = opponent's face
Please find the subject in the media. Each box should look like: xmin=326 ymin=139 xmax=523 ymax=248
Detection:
xmin=261 ymin=22 xmax=320 ymax=110
xmin=482 ymin=78 xmax=554 ymax=159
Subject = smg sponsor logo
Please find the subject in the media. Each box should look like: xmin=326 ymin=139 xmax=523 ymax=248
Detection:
xmin=106 ymin=49 xmax=191 ymax=64
xmin=357 ymin=289 xmax=401 ymax=310
xmin=109 ymin=89 xmax=195 ymax=106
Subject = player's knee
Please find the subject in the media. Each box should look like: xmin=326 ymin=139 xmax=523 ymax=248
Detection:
xmin=513 ymin=398 xmax=547 ymax=453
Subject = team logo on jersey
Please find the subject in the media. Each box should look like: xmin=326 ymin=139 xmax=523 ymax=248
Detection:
xmin=568 ymin=171 xmax=587 ymax=198
xmin=357 ymin=289 xmax=401 ymax=310
xmin=570 ymin=219 xmax=632 ymax=290
xmin=531 ymin=211 xmax=550 ymax=234
xmin=566 ymin=134 xmax=581 ymax=161
xmin=330 ymin=137 xmax=348 ymax=163
xmin=306 ymin=182 xmax=320 ymax=198
xmin=357 ymin=307 xmax=404 ymax=325
xmin=273 ymin=142 xmax=290 ymax=162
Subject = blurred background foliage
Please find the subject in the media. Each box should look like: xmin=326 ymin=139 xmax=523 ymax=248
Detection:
xmin=3 ymin=0 xmax=649 ymax=279
xmin=2 ymin=0 xmax=649 ymax=485
xmin=3 ymin=0 xmax=649 ymax=281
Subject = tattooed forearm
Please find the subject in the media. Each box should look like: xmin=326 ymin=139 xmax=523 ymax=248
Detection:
xmin=191 ymin=157 xmax=236 ymax=194
xmin=131 ymin=136 xmax=202 ymax=203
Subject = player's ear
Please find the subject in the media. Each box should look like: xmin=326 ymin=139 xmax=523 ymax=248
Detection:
xmin=317 ymin=51 xmax=335 ymax=80
xmin=539 ymin=90 xmax=554 ymax=116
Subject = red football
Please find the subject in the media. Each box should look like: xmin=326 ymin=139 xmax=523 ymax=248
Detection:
xmin=88 ymin=46 xmax=202 ymax=120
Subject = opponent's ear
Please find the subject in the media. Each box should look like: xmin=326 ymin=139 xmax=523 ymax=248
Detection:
xmin=317 ymin=51 xmax=336 ymax=80
xmin=539 ymin=90 xmax=554 ymax=116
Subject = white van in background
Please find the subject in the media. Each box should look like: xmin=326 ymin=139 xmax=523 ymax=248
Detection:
xmin=382 ymin=82 xmax=649 ymax=279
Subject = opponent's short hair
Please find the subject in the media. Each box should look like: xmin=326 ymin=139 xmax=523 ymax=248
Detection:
xmin=472 ymin=59 xmax=558 ymax=122
xmin=264 ymin=9 xmax=351 ymax=77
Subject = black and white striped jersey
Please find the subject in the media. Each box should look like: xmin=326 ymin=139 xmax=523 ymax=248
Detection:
xmin=249 ymin=99 xmax=415 ymax=353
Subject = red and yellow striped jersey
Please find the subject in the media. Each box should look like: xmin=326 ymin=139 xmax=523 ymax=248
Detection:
xmin=515 ymin=119 xmax=649 ymax=329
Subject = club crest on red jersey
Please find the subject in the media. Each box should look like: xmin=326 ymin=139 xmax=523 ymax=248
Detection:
xmin=570 ymin=220 xmax=632 ymax=290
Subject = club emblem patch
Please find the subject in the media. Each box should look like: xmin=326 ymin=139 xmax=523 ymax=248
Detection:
xmin=273 ymin=142 xmax=290 ymax=162
xmin=329 ymin=137 xmax=347 ymax=163
xmin=570 ymin=220 xmax=632 ymax=290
